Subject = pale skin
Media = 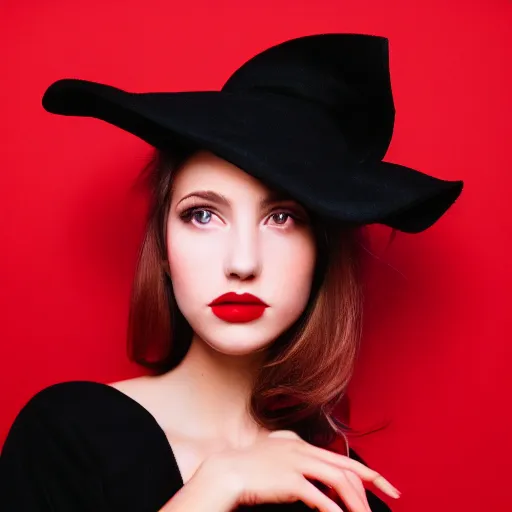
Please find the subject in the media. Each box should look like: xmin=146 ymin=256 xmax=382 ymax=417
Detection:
xmin=110 ymin=150 xmax=400 ymax=511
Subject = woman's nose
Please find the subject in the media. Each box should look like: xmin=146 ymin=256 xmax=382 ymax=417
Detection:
xmin=224 ymin=226 xmax=262 ymax=280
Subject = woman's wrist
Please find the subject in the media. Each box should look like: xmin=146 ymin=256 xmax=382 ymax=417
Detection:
xmin=159 ymin=464 xmax=241 ymax=512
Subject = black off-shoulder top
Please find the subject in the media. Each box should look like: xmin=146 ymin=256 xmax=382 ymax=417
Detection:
xmin=0 ymin=381 xmax=391 ymax=511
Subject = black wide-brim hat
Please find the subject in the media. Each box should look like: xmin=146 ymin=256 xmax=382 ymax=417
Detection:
xmin=42 ymin=33 xmax=463 ymax=233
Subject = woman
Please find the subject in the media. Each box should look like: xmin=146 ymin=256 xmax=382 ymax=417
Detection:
xmin=0 ymin=33 xmax=463 ymax=511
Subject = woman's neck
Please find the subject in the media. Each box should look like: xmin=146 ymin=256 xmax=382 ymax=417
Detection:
xmin=154 ymin=333 xmax=268 ymax=446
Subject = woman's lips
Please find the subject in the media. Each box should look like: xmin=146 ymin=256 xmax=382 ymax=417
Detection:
xmin=208 ymin=292 xmax=269 ymax=323
xmin=210 ymin=304 xmax=267 ymax=323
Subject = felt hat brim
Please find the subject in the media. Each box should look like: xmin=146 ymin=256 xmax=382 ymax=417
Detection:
xmin=42 ymin=78 xmax=463 ymax=233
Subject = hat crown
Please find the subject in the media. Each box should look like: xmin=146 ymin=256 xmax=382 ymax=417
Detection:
xmin=222 ymin=33 xmax=395 ymax=163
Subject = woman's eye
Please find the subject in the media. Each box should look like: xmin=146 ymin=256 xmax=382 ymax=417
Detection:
xmin=192 ymin=209 xmax=212 ymax=224
xmin=269 ymin=212 xmax=294 ymax=226
xmin=179 ymin=207 xmax=215 ymax=225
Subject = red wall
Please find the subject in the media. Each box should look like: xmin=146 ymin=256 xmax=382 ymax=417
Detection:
xmin=1 ymin=1 xmax=510 ymax=510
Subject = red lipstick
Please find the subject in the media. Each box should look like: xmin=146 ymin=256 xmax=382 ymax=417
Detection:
xmin=208 ymin=292 xmax=268 ymax=323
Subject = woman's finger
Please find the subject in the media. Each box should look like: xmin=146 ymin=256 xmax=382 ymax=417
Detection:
xmin=297 ymin=479 xmax=344 ymax=512
xmin=344 ymin=470 xmax=372 ymax=511
xmin=300 ymin=444 xmax=400 ymax=499
xmin=332 ymin=470 xmax=370 ymax=512
xmin=301 ymin=461 xmax=371 ymax=512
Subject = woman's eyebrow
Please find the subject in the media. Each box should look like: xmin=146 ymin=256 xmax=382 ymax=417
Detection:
xmin=176 ymin=190 xmax=296 ymax=208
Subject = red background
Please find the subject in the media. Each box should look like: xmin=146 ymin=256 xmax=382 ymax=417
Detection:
xmin=1 ymin=1 xmax=511 ymax=510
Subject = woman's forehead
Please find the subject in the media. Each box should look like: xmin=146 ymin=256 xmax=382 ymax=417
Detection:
xmin=172 ymin=149 xmax=296 ymax=203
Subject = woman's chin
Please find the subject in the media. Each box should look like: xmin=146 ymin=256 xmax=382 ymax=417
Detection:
xmin=198 ymin=333 xmax=278 ymax=357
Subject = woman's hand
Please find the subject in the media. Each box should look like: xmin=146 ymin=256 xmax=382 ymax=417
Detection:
xmin=200 ymin=430 xmax=400 ymax=512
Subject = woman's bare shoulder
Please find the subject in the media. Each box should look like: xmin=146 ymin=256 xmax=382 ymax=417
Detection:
xmin=108 ymin=375 xmax=153 ymax=396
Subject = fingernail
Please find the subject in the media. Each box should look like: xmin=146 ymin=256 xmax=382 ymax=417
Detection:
xmin=374 ymin=476 xmax=401 ymax=499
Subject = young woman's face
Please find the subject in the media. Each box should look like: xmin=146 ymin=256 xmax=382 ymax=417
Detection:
xmin=166 ymin=150 xmax=317 ymax=356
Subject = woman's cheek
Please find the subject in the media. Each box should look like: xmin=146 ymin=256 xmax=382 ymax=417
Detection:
xmin=168 ymin=235 xmax=221 ymax=300
xmin=268 ymin=237 xmax=316 ymax=303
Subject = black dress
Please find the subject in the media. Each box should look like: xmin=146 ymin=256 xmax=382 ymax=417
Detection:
xmin=0 ymin=381 xmax=391 ymax=511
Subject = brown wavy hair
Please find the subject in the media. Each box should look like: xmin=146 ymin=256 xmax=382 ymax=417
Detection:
xmin=127 ymin=145 xmax=390 ymax=452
